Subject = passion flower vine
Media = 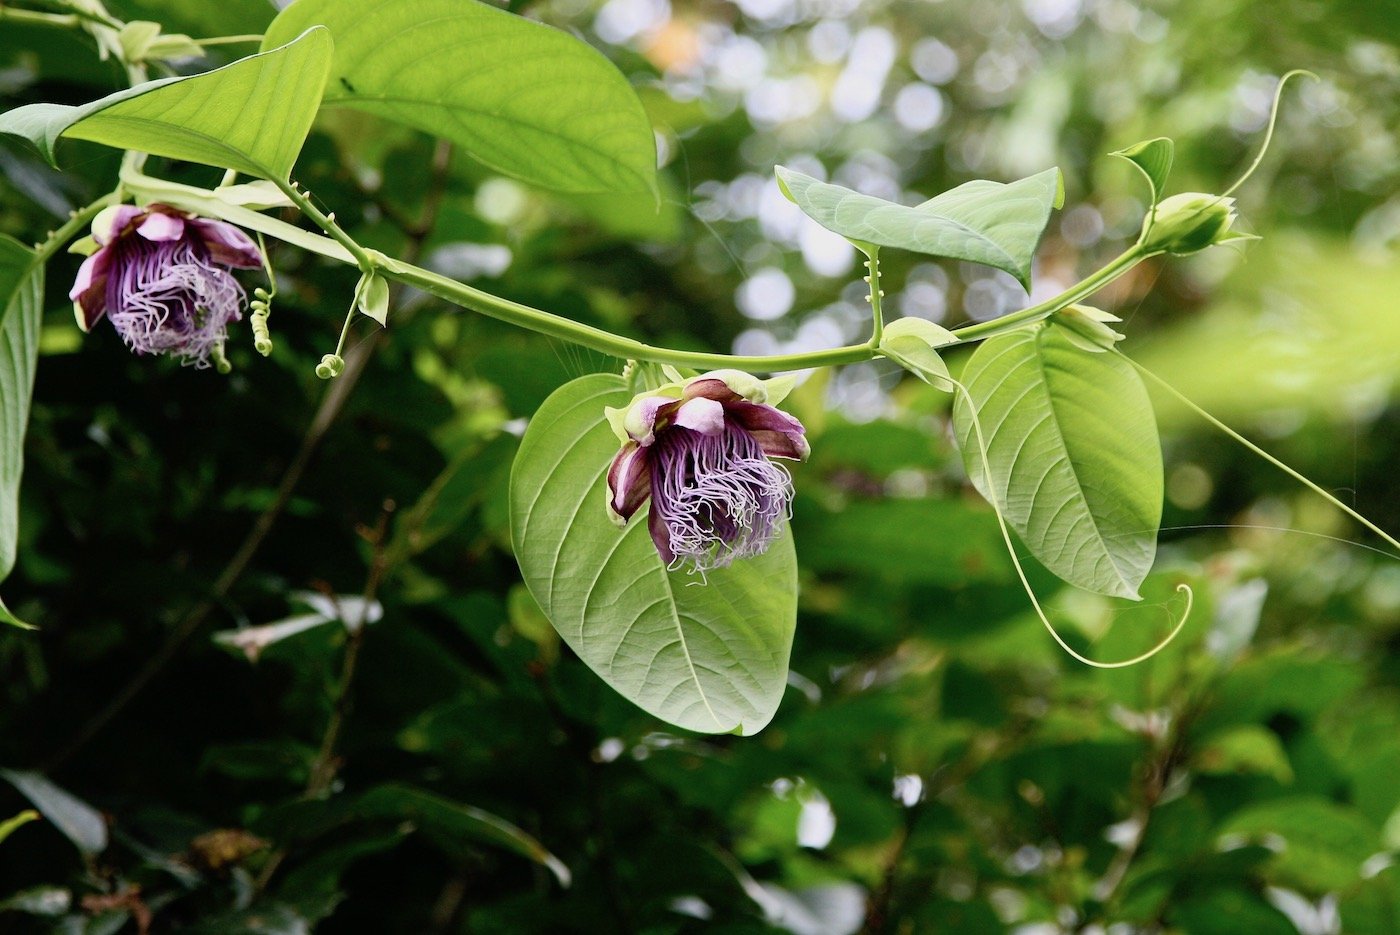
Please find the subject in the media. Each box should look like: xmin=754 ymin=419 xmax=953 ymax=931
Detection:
xmin=68 ymin=204 xmax=263 ymax=368
xmin=605 ymin=369 xmax=809 ymax=572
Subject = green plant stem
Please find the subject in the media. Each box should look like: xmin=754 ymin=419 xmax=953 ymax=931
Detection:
xmin=192 ymin=34 xmax=264 ymax=46
xmin=275 ymin=179 xmax=375 ymax=272
xmin=0 ymin=7 xmax=79 ymax=28
xmin=31 ymin=0 xmax=122 ymax=29
xmin=864 ymin=248 xmax=884 ymax=345
xmin=949 ymin=246 xmax=1150 ymax=342
xmin=33 ymin=194 xmax=119 ymax=263
xmin=376 ymin=257 xmax=876 ymax=371
xmin=130 ymin=169 xmax=1150 ymax=372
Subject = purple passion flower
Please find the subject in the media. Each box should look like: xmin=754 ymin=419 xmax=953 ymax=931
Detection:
xmin=605 ymin=369 xmax=809 ymax=572
xmin=68 ymin=204 xmax=263 ymax=368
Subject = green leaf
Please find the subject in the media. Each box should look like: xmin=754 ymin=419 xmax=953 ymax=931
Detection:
xmin=879 ymin=317 xmax=957 ymax=391
xmin=509 ymin=374 xmax=797 ymax=735
xmin=355 ymin=784 xmax=570 ymax=887
xmin=1112 ymin=137 xmax=1174 ymax=208
xmin=0 ymin=770 xmax=108 ymax=856
xmin=0 ymin=595 xmax=32 ymax=630
xmin=775 ymin=166 xmax=1062 ymax=288
xmin=0 ymin=235 xmax=42 ymax=591
xmin=952 ymin=324 xmax=1163 ymax=599
xmin=1341 ymin=865 xmax=1400 ymax=935
xmin=263 ymin=0 xmax=658 ymax=195
xmin=1219 ymin=797 xmax=1379 ymax=893
xmin=1194 ymin=725 xmax=1294 ymax=782
xmin=356 ymin=271 xmax=389 ymax=326
xmin=0 ymin=28 xmax=332 ymax=180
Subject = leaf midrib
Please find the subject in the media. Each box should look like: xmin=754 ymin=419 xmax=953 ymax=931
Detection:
xmin=1028 ymin=329 xmax=1136 ymax=595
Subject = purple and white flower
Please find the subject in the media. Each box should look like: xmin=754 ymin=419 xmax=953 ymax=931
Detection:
xmin=605 ymin=369 xmax=809 ymax=572
xmin=69 ymin=204 xmax=262 ymax=368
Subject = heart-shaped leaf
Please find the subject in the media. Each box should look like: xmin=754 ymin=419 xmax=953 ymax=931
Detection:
xmin=264 ymin=0 xmax=657 ymax=195
xmin=952 ymin=323 xmax=1163 ymax=599
xmin=0 ymin=27 xmax=332 ymax=180
xmin=510 ymin=374 xmax=797 ymax=734
xmin=776 ymin=166 xmax=1062 ymax=288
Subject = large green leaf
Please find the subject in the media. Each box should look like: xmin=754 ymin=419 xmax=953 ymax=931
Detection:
xmin=775 ymin=166 xmax=1062 ymax=288
xmin=952 ymin=324 xmax=1162 ymax=599
xmin=509 ymin=374 xmax=797 ymax=735
xmin=0 ymin=28 xmax=331 ymax=180
xmin=0 ymin=235 xmax=41 ymax=601
xmin=264 ymin=0 xmax=657 ymax=195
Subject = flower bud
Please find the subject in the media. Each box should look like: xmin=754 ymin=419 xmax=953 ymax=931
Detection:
xmin=1140 ymin=193 xmax=1238 ymax=256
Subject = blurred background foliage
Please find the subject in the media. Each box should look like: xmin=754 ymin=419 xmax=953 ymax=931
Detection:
xmin=2 ymin=0 xmax=1400 ymax=931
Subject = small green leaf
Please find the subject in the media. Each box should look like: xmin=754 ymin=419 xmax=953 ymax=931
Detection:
xmin=356 ymin=272 xmax=389 ymax=326
xmin=1195 ymin=725 xmax=1294 ymax=782
xmin=0 ymin=28 xmax=332 ymax=180
xmin=1111 ymin=137 xmax=1174 ymax=208
xmin=0 ymin=595 xmax=33 ymax=630
xmin=356 ymin=784 xmax=570 ymax=887
xmin=775 ymin=166 xmax=1061 ymax=289
xmin=509 ymin=374 xmax=797 ymax=735
xmin=0 ymin=770 xmax=108 ymax=856
xmin=0 ymin=235 xmax=42 ymax=588
xmin=263 ymin=0 xmax=658 ymax=195
xmin=879 ymin=318 xmax=956 ymax=391
xmin=952 ymin=324 xmax=1163 ymax=599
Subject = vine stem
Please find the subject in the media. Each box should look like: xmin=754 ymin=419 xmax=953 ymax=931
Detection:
xmin=0 ymin=7 xmax=80 ymax=28
xmin=122 ymin=169 xmax=1151 ymax=373
xmin=375 ymin=257 xmax=874 ymax=371
xmin=864 ymin=248 xmax=884 ymax=346
xmin=949 ymin=246 xmax=1149 ymax=342
xmin=274 ymin=179 xmax=375 ymax=272
xmin=1122 ymin=354 xmax=1400 ymax=555
xmin=33 ymin=194 xmax=119 ymax=263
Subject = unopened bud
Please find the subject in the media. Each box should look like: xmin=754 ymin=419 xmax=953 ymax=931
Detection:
xmin=1140 ymin=193 xmax=1238 ymax=256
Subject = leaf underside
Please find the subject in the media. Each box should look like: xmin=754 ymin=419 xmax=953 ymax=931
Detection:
xmin=776 ymin=165 xmax=1062 ymax=289
xmin=952 ymin=324 xmax=1163 ymax=599
xmin=509 ymin=374 xmax=797 ymax=735
xmin=264 ymin=0 xmax=657 ymax=195
xmin=0 ymin=27 xmax=332 ymax=180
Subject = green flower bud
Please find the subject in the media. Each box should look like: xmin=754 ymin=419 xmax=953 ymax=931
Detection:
xmin=1140 ymin=193 xmax=1238 ymax=256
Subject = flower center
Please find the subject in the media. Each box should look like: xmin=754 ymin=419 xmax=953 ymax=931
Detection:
xmin=650 ymin=422 xmax=792 ymax=572
xmin=105 ymin=236 xmax=245 ymax=367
